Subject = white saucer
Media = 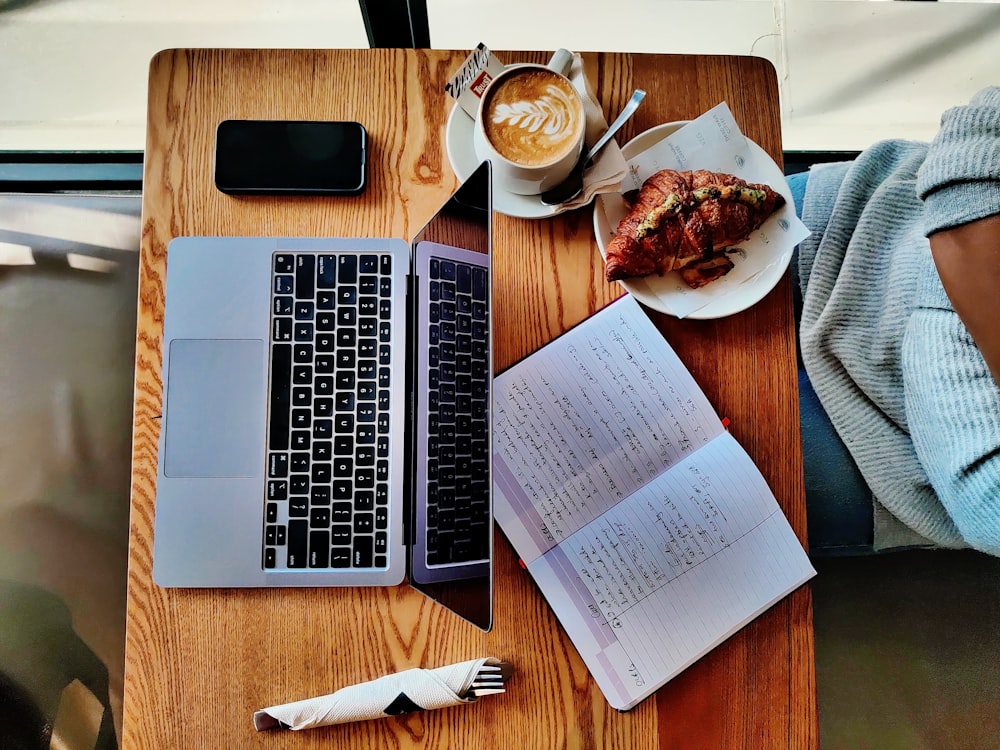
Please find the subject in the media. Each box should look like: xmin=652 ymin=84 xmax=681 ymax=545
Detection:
xmin=445 ymin=104 xmax=563 ymax=220
xmin=593 ymin=122 xmax=796 ymax=320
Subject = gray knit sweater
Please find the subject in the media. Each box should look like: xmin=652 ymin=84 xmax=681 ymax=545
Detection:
xmin=798 ymin=86 xmax=1000 ymax=555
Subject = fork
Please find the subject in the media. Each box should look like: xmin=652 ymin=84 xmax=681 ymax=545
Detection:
xmin=463 ymin=661 xmax=514 ymax=698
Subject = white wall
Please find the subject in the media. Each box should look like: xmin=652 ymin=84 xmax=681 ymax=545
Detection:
xmin=0 ymin=0 xmax=997 ymax=152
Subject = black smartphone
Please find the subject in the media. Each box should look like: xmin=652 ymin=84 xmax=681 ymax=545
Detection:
xmin=214 ymin=120 xmax=367 ymax=195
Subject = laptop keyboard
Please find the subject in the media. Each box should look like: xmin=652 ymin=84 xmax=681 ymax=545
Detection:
xmin=265 ymin=252 xmax=393 ymax=571
xmin=424 ymin=257 xmax=491 ymax=567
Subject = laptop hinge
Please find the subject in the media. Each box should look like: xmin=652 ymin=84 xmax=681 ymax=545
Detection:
xmin=403 ymin=270 xmax=417 ymax=559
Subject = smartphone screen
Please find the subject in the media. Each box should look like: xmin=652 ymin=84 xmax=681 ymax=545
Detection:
xmin=214 ymin=120 xmax=367 ymax=195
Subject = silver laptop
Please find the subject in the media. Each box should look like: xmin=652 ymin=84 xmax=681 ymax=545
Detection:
xmin=153 ymin=162 xmax=493 ymax=629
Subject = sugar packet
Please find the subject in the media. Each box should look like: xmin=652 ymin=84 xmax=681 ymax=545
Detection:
xmin=444 ymin=43 xmax=507 ymax=120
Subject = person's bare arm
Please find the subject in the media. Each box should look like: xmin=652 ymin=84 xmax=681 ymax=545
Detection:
xmin=929 ymin=213 xmax=1000 ymax=386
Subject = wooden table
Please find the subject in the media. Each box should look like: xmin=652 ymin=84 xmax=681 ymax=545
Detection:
xmin=127 ymin=48 xmax=816 ymax=749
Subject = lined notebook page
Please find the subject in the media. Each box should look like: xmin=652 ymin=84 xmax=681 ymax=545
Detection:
xmin=527 ymin=432 xmax=815 ymax=709
xmin=493 ymin=296 xmax=722 ymax=563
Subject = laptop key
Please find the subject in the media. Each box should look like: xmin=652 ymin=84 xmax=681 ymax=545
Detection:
xmin=312 ymin=441 xmax=332 ymax=461
xmin=338 ymin=255 xmax=357 ymax=283
xmin=315 ymin=355 xmax=335 ymax=374
xmin=309 ymin=531 xmax=330 ymax=568
xmin=317 ymin=255 xmax=337 ymax=288
xmin=472 ymin=267 xmax=487 ymax=300
xmin=331 ymin=549 xmax=351 ymax=568
xmin=457 ymin=263 xmax=471 ymax=294
xmin=274 ymin=254 xmax=295 ymax=273
xmin=360 ymin=275 xmax=378 ymax=294
xmin=268 ymin=453 xmax=288 ymax=477
xmin=331 ymin=525 xmax=351 ymax=545
xmin=310 ymin=507 xmax=331 ymax=527
xmin=354 ymin=513 xmax=374 ymax=534
xmin=311 ymin=462 xmax=331 ymax=484
xmin=356 ymin=491 xmax=374 ymax=511
xmin=287 ymin=521 xmax=308 ymax=567
xmin=333 ymin=457 xmax=353 ymax=477
xmin=296 ymin=255 xmax=315 ymax=300
xmin=353 ymin=535 xmax=373 ymax=567
xmin=273 ymin=317 xmax=293 ymax=342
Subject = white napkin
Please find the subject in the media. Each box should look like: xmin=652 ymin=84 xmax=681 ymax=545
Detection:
xmin=253 ymin=657 xmax=500 ymax=731
xmin=557 ymin=54 xmax=629 ymax=212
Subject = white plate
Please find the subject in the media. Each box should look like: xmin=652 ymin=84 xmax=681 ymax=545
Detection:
xmin=445 ymin=104 xmax=562 ymax=220
xmin=593 ymin=122 xmax=795 ymax=319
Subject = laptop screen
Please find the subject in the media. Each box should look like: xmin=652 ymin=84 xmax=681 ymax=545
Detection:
xmin=408 ymin=161 xmax=493 ymax=630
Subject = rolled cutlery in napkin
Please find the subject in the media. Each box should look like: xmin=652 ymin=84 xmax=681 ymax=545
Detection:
xmin=253 ymin=657 xmax=509 ymax=731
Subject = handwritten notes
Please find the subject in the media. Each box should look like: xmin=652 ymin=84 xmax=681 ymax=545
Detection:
xmin=492 ymin=296 xmax=721 ymax=562
xmin=492 ymin=296 xmax=816 ymax=710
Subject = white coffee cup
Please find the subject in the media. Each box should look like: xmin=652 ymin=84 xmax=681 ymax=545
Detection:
xmin=473 ymin=49 xmax=586 ymax=196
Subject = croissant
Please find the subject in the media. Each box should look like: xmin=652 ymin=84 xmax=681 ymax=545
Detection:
xmin=604 ymin=169 xmax=785 ymax=287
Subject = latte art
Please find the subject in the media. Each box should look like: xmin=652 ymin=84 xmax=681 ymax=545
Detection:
xmin=491 ymin=84 xmax=579 ymax=137
xmin=483 ymin=69 xmax=584 ymax=167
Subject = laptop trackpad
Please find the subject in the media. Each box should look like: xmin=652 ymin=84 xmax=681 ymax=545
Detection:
xmin=164 ymin=339 xmax=265 ymax=478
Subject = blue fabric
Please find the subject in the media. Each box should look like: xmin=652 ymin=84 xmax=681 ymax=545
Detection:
xmin=790 ymin=170 xmax=876 ymax=556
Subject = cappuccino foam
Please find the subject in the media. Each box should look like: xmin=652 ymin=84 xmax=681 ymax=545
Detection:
xmin=483 ymin=69 xmax=584 ymax=167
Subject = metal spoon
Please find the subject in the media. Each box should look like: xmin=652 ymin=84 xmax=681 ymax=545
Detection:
xmin=540 ymin=89 xmax=646 ymax=206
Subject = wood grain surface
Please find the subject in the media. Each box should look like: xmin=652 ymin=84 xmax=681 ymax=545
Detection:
xmin=127 ymin=48 xmax=816 ymax=749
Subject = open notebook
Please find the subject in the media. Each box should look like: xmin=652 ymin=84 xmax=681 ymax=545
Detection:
xmin=492 ymin=295 xmax=815 ymax=710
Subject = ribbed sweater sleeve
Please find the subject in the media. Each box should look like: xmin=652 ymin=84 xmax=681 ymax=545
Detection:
xmin=917 ymin=86 xmax=1000 ymax=235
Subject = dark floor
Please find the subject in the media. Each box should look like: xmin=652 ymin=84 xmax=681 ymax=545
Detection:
xmin=813 ymin=550 xmax=1000 ymax=750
